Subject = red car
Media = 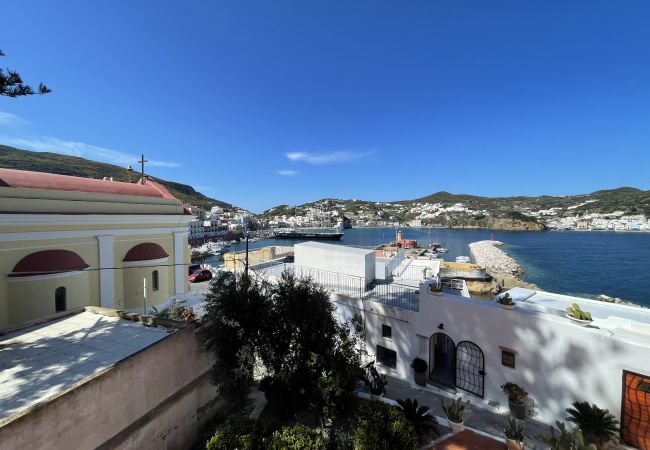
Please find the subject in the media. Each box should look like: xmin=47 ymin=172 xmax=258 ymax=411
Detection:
xmin=188 ymin=269 xmax=212 ymax=283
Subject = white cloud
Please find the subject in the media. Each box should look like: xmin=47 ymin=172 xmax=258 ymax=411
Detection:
xmin=276 ymin=170 xmax=298 ymax=176
xmin=285 ymin=150 xmax=373 ymax=164
xmin=0 ymin=111 xmax=28 ymax=128
xmin=3 ymin=136 xmax=180 ymax=168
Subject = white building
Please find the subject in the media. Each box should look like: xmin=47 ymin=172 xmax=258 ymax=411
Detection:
xmin=283 ymin=242 xmax=650 ymax=448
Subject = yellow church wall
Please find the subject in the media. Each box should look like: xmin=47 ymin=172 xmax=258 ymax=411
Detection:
xmin=114 ymin=235 xmax=177 ymax=311
xmin=0 ymin=238 xmax=101 ymax=329
xmin=6 ymin=272 xmax=91 ymax=327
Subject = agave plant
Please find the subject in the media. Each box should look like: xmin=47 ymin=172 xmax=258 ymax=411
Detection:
xmin=396 ymin=398 xmax=440 ymax=437
xmin=566 ymin=401 xmax=619 ymax=448
xmin=504 ymin=416 xmax=525 ymax=441
xmin=441 ymin=397 xmax=468 ymax=423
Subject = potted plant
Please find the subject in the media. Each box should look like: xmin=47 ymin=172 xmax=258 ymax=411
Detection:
xmin=505 ymin=416 xmax=525 ymax=450
xmin=441 ymin=397 xmax=468 ymax=433
xmin=367 ymin=365 xmax=387 ymax=401
xmin=411 ymin=357 xmax=428 ymax=386
xmin=369 ymin=375 xmax=387 ymax=401
xmin=566 ymin=401 xmax=619 ymax=449
xmin=497 ymin=293 xmax=516 ymax=310
xmin=429 ymin=278 xmax=443 ymax=296
xmin=566 ymin=303 xmax=593 ymax=326
xmin=501 ymin=382 xmax=528 ymax=419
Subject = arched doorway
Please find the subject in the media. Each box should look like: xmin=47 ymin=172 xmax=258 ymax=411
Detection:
xmin=429 ymin=333 xmax=456 ymax=388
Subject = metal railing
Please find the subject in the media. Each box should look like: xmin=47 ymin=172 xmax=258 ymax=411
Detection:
xmin=441 ymin=278 xmax=471 ymax=298
xmin=252 ymin=261 xmax=420 ymax=311
xmin=384 ymin=248 xmax=407 ymax=277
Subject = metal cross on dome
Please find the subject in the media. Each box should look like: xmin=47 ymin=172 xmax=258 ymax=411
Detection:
xmin=138 ymin=154 xmax=148 ymax=184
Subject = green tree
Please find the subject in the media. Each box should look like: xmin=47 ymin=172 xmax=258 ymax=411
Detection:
xmin=261 ymin=272 xmax=363 ymax=427
xmin=0 ymin=49 xmax=51 ymax=97
xmin=204 ymin=270 xmax=362 ymax=425
xmin=203 ymin=273 xmax=273 ymax=401
xmin=353 ymin=402 xmax=417 ymax=450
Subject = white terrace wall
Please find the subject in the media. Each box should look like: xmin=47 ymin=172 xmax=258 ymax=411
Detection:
xmin=0 ymin=316 xmax=222 ymax=450
xmin=294 ymin=242 xmax=375 ymax=282
xmin=354 ymin=284 xmax=650 ymax=424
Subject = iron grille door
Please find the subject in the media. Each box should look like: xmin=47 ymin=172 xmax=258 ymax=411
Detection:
xmin=455 ymin=341 xmax=485 ymax=398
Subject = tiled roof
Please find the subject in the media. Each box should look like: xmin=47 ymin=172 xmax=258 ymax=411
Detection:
xmin=0 ymin=168 xmax=175 ymax=199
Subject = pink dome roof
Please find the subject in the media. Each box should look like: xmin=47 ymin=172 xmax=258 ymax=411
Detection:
xmin=10 ymin=250 xmax=89 ymax=277
xmin=123 ymin=243 xmax=169 ymax=262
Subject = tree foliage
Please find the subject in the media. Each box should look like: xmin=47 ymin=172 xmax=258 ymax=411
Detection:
xmin=352 ymin=402 xmax=417 ymax=450
xmin=0 ymin=49 xmax=51 ymax=97
xmin=203 ymin=272 xmax=273 ymax=401
xmin=203 ymin=270 xmax=363 ymax=422
xmin=268 ymin=424 xmax=326 ymax=450
xmin=205 ymin=417 xmax=265 ymax=450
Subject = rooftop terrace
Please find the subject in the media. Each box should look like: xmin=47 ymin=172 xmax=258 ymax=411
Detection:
xmin=0 ymin=308 xmax=177 ymax=423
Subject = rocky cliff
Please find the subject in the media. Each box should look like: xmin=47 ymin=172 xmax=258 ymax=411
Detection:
xmin=486 ymin=217 xmax=546 ymax=231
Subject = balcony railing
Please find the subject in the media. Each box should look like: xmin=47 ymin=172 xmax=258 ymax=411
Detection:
xmin=251 ymin=262 xmax=420 ymax=311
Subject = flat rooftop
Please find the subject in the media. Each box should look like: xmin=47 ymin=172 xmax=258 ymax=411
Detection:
xmin=294 ymin=241 xmax=374 ymax=256
xmin=508 ymin=287 xmax=650 ymax=325
xmin=0 ymin=309 xmax=176 ymax=423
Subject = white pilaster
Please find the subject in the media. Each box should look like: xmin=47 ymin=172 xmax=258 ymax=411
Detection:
xmin=174 ymin=231 xmax=189 ymax=294
xmin=97 ymin=235 xmax=115 ymax=308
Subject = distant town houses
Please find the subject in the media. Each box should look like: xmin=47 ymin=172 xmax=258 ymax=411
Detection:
xmin=188 ymin=205 xmax=256 ymax=244
xmin=260 ymin=198 xmax=649 ymax=232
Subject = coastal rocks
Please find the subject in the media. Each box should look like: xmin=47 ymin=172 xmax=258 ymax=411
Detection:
xmin=486 ymin=217 xmax=546 ymax=231
xmin=596 ymin=294 xmax=640 ymax=307
xmin=469 ymin=241 xmax=522 ymax=276
xmin=468 ymin=240 xmax=539 ymax=295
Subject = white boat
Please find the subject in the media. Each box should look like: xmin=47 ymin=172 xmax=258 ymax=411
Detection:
xmin=456 ymin=256 xmax=471 ymax=264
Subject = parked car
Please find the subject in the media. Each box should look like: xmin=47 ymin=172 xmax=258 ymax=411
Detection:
xmin=188 ymin=269 xmax=212 ymax=283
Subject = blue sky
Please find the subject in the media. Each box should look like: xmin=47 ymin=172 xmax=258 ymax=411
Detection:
xmin=1 ymin=1 xmax=650 ymax=212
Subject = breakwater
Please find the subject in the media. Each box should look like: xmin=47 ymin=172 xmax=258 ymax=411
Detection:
xmin=469 ymin=240 xmax=522 ymax=276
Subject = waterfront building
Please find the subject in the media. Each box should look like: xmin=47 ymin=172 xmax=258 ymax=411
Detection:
xmin=0 ymin=168 xmax=194 ymax=330
xmin=254 ymin=241 xmax=650 ymax=448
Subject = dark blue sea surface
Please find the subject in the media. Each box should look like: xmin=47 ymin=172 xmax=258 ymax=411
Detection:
xmin=213 ymin=228 xmax=650 ymax=307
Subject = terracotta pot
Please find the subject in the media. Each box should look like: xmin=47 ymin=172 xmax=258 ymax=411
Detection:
xmin=506 ymin=438 xmax=524 ymax=450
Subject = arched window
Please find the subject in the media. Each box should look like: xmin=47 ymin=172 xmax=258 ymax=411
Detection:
xmin=152 ymin=270 xmax=159 ymax=291
xmin=55 ymin=287 xmax=67 ymax=312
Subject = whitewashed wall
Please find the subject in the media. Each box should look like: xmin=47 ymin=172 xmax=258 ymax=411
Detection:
xmin=334 ymin=284 xmax=650 ymax=424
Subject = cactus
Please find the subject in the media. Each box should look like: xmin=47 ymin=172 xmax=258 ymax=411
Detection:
xmin=566 ymin=303 xmax=592 ymax=321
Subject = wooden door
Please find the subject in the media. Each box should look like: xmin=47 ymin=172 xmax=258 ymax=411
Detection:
xmin=622 ymin=370 xmax=650 ymax=450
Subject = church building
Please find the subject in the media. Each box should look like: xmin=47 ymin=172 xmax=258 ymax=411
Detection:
xmin=0 ymin=167 xmax=195 ymax=330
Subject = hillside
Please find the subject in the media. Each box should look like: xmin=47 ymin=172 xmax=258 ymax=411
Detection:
xmin=262 ymin=188 xmax=650 ymax=231
xmin=0 ymin=145 xmax=237 ymax=212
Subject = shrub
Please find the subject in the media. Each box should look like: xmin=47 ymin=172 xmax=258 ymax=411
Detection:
xmin=397 ymin=398 xmax=439 ymax=438
xmin=504 ymin=416 xmax=525 ymax=441
xmin=501 ymin=382 xmax=528 ymax=404
xmin=537 ymin=421 xmax=597 ymax=450
xmin=410 ymin=357 xmax=427 ymax=373
xmin=205 ymin=417 xmax=265 ymax=450
xmin=353 ymin=402 xmax=417 ymax=450
xmin=565 ymin=401 xmax=619 ymax=448
xmin=268 ymin=424 xmax=326 ymax=450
